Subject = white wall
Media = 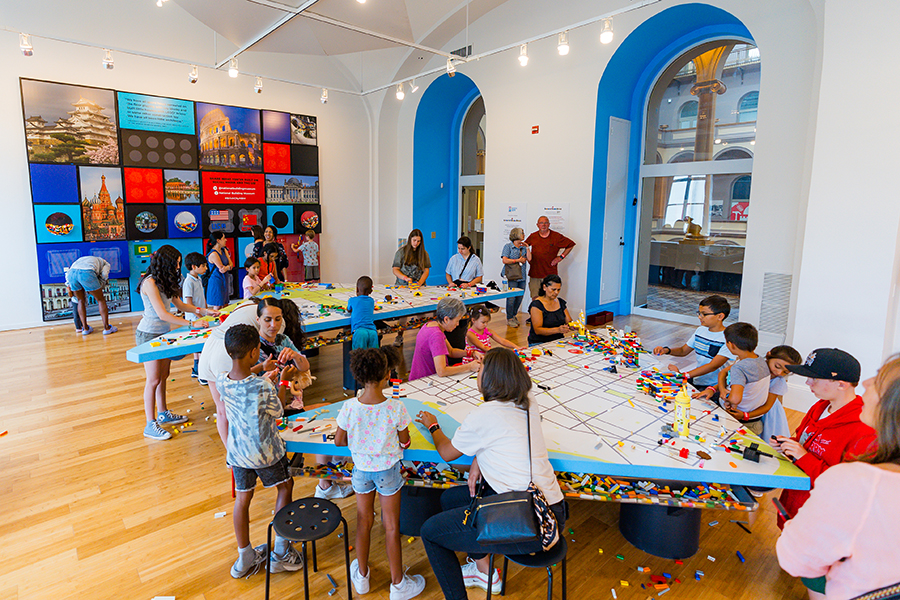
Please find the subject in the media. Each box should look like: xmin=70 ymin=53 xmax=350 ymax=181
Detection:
xmin=792 ymin=0 xmax=900 ymax=382
xmin=0 ymin=31 xmax=371 ymax=330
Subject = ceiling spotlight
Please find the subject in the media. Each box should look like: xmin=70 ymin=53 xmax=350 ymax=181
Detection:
xmin=189 ymin=65 xmax=198 ymax=84
xmin=102 ymin=49 xmax=114 ymax=70
xmin=357 ymin=0 xmax=365 ymax=3
xmin=321 ymin=88 xmax=328 ymax=104
xmin=446 ymin=58 xmax=456 ymax=77
xmin=396 ymin=83 xmax=405 ymax=100
xmin=714 ymin=138 xmax=722 ymax=145
xmin=558 ymin=31 xmax=569 ymax=56
xmin=409 ymin=79 xmax=419 ymax=93
xmin=600 ymin=18 xmax=614 ymax=44
xmin=19 ymin=33 xmax=33 ymax=57
xmin=254 ymin=77 xmax=263 ymax=94
xmin=156 ymin=0 xmax=169 ymax=6
xmin=228 ymin=57 xmax=239 ymax=78
xmin=518 ymin=44 xmax=528 ymax=66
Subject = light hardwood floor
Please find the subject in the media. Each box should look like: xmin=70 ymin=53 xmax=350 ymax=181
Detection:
xmin=0 ymin=311 xmax=808 ymax=599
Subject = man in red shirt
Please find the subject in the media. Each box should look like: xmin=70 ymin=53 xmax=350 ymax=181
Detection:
xmin=772 ymin=348 xmax=876 ymax=529
xmin=524 ymin=216 xmax=575 ymax=300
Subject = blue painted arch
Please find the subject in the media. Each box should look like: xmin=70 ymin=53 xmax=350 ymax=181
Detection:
xmin=586 ymin=3 xmax=754 ymax=317
xmin=413 ymin=73 xmax=482 ymax=284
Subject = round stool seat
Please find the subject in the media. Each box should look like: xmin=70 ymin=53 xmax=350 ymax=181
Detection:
xmin=272 ymin=497 xmax=342 ymax=543
xmin=505 ymin=538 xmax=568 ymax=568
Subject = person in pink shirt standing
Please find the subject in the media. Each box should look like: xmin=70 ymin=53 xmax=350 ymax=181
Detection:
xmin=777 ymin=355 xmax=900 ymax=600
xmin=524 ymin=215 xmax=575 ymax=301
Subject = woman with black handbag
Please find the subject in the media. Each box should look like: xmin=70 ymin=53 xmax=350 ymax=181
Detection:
xmin=416 ymin=347 xmax=565 ymax=599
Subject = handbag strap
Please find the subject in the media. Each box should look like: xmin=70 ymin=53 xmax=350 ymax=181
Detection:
xmin=459 ymin=252 xmax=474 ymax=280
xmin=525 ymin=404 xmax=533 ymax=483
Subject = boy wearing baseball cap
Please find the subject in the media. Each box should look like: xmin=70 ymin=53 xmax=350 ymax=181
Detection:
xmin=772 ymin=348 xmax=876 ymax=530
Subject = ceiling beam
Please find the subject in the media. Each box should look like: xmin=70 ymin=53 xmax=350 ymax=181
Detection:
xmin=300 ymin=11 xmax=464 ymax=61
xmin=213 ymin=0 xmax=321 ymax=70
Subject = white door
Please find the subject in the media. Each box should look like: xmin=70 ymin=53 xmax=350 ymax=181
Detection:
xmin=600 ymin=117 xmax=630 ymax=305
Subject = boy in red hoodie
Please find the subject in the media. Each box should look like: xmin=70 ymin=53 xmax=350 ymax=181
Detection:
xmin=773 ymin=348 xmax=876 ymax=531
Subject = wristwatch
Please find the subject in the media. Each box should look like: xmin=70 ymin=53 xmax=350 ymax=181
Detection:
xmin=428 ymin=423 xmax=441 ymax=434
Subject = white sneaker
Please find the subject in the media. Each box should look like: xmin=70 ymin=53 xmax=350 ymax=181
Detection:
xmin=231 ymin=544 xmax=267 ymax=578
xmin=507 ymin=319 xmax=519 ymax=328
xmin=461 ymin=558 xmax=501 ymax=593
xmin=314 ymin=482 xmax=355 ymax=499
xmin=350 ymin=558 xmax=370 ymax=594
xmin=748 ymin=488 xmax=765 ymax=498
xmin=389 ymin=572 xmax=426 ymax=600
xmin=269 ymin=543 xmax=304 ymax=573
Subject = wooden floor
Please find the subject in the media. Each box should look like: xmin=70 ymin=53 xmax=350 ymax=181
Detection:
xmin=0 ymin=311 xmax=808 ymax=600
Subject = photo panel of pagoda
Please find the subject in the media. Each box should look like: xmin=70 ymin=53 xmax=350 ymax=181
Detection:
xmin=20 ymin=79 xmax=119 ymax=165
xmin=164 ymin=169 xmax=200 ymax=203
xmin=33 ymin=204 xmax=83 ymax=244
xmin=290 ymin=145 xmax=319 ymax=176
xmin=199 ymin=172 xmax=264 ymax=203
xmin=36 ymin=240 xmax=130 ymax=322
xmin=78 ymin=167 xmax=125 ymax=241
xmin=29 ymin=164 xmax=79 ymax=204
xmin=123 ymin=168 xmax=164 ymax=204
xmin=166 ymin=205 xmax=202 ymax=239
xmin=117 ymin=92 xmax=196 ymax=135
xmin=121 ymin=129 xmax=198 ymax=169
xmin=262 ymin=110 xmax=291 ymax=144
xmin=126 ymin=204 xmax=168 ymax=239
xmin=196 ymin=102 xmax=262 ymax=172
xmin=267 ymin=205 xmax=295 ymax=234
xmin=291 ymin=114 xmax=317 ymax=146
xmin=296 ymin=204 xmax=321 ymax=234
xmin=265 ymin=175 xmax=319 ymax=204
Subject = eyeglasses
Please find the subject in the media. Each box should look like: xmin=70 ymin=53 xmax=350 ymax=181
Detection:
xmin=697 ymin=311 xmax=716 ymax=317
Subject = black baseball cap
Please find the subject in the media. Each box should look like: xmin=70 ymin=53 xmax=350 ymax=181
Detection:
xmin=786 ymin=348 xmax=861 ymax=383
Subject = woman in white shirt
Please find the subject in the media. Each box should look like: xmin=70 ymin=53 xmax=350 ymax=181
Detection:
xmin=416 ymin=347 xmax=565 ymax=598
xmin=445 ymin=236 xmax=484 ymax=288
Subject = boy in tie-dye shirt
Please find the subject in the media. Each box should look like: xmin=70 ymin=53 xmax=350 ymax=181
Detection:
xmin=217 ymin=324 xmax=304 ymax=579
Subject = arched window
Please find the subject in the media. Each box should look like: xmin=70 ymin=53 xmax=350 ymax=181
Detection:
xmin=678 ymin=101 xmax=698 ymax=129
xmin=737 ymin=92 xmax=758 ymax=122
xmin=636 ymin=40 xmax=758 ymax=318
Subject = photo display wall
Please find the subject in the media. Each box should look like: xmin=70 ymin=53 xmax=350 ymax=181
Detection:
xmin=21 ymin=79 xmax=322 ymax=321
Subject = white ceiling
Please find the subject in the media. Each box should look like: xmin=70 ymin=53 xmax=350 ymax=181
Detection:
xmin=0 ymin=0 xmax=642 ymax=94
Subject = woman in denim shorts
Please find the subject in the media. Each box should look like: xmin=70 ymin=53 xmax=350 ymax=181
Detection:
xmin=64 ymin=255 xmax=117 ymax=335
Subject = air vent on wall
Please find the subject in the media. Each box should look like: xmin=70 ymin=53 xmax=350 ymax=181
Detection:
xmin=759 ymin=272 xmax=792 ymax=335
xmin=451 ymin=45 xmax=473 ymax=58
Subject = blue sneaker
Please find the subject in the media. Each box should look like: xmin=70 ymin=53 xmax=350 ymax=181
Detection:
xmin=143 ymin=421 xmax=172 ymax=441
xmin=157 ymin=410 xmax=188 ymax=425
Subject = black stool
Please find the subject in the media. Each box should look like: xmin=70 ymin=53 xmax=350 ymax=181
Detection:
xmin=486 ymin=538 xmax=568 ymax=600
xmin=265 ymin=497 xmax=353 ymax=600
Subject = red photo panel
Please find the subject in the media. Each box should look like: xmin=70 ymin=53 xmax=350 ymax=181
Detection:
xmin=200 ymin=172 xmax=264 ymax=204
xmin=263 ymin=143 xmax=291 ymax=174
xmin=124 ymin=168 xmax=164 ymax=203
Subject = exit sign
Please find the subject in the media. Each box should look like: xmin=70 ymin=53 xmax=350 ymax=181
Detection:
xmin=532 ymin=125 xmax=539 ymax=134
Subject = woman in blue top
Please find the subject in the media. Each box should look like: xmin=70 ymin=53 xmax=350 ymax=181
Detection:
xmin=445 ymin=236 xmax=483 ymax=289
xmin=206 ymin=232 xmax=233 ymax=308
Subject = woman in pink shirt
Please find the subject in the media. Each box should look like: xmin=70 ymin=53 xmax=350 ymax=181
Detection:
xmin=777 ymin=355 xmax=900 ymax=600
xmin=408 ymin=297 xmax=481 ymax=381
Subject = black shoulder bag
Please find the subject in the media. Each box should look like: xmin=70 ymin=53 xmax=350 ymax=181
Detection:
xmin=463 ymin=406 xmax=560 ymax=550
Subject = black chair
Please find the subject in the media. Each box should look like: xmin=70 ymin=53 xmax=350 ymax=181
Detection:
xmin=485 ymin=538 xmax=568 ymax=600
xmin=264 ymin=497 xmax=353 ymax=600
